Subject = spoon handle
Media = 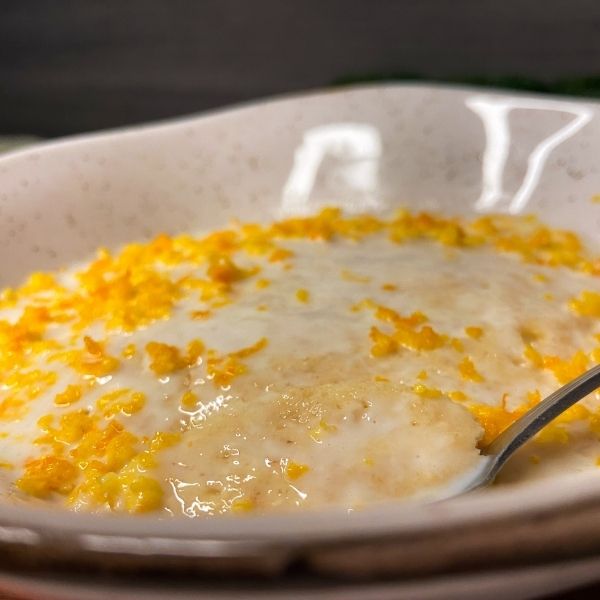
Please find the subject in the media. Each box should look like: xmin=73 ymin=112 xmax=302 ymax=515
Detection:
xmin=483 ymin=363 xmax=600 ymax=472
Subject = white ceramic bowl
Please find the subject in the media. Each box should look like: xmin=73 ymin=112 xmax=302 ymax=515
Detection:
xmin=1 ymin=85 xmax=600 ymax=599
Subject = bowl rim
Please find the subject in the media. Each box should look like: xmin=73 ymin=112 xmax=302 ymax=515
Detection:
xmin=2 ymin=80 xmax=598 ymax=167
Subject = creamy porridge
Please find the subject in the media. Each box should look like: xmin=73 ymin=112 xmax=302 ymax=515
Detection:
xmin=0 ymin=208 xmax=599 ymax=516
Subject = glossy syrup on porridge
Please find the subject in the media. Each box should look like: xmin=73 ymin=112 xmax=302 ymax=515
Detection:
xmin=0 ymin=208 xmax=599 ymax=516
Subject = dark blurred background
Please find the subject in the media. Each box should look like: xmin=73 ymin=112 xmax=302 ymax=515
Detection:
xmin=1 ymin=0 xmax=600 ymax=138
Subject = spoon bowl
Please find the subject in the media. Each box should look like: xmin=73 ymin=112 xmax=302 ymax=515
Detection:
xmin=455 ymin=363 xmax=600 ymax=495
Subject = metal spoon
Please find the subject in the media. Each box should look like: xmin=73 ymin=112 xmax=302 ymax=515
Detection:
xmin=458 ymin=363 xmax=600 ymax=494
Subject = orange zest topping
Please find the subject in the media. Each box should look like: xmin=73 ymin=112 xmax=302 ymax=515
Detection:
xmin=459 ymin=357 xmax=485 ymax=383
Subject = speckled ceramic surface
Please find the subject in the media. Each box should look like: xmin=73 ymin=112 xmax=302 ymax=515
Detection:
xmin=1 ymin=84 xmax=600 ymax=599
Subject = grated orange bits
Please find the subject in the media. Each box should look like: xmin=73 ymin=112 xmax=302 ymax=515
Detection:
xmin=465 ymin=326 xmax=484 ymax=340
xmin=146 ymin=342 xmax=186 ymax=376
xmin=468 ymin=403 xmax=526 ymax=448
xmin=77 ymin=259 xmax=180 ymax=332
xmin=570 ymin=290 xmax=600 ymax=318
xmin=412 ymin=383 xmax=443 ymax=399
xmin=96 ymin=389 xmax=146 ymax=418
xmin=145 ymin=339 xmax=205 ymax=376
xmin=459 ymin=357 xmax=485 ymax=383
xmin=207 ymin=256 xmax=254 ymax=285
xmin=285 ymin=461 xmax=310 ymax=480
xmin=2 ymin=206 xmax=600 ymax=515
xmin=17 ymin=456 xmax=78 ymax=498
xmin=206 ymin=338 xmax=268 ymax=386
xmin=524 ymin=344 xmax=590 ymax=385
xmin=59 ymin=336 xmax=121 ymax=378
xmin=468 ymin=388 xmax=598 ymax=449
xmin=54 ymin=384 xmax=83 ymax=407
xmin=22 ymin=407 xmax=179 ymax=512
xmin=361 ymin=301 xmax=447 ymax=356
xmin=295 ymin=288 xmax=310 ymax=303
